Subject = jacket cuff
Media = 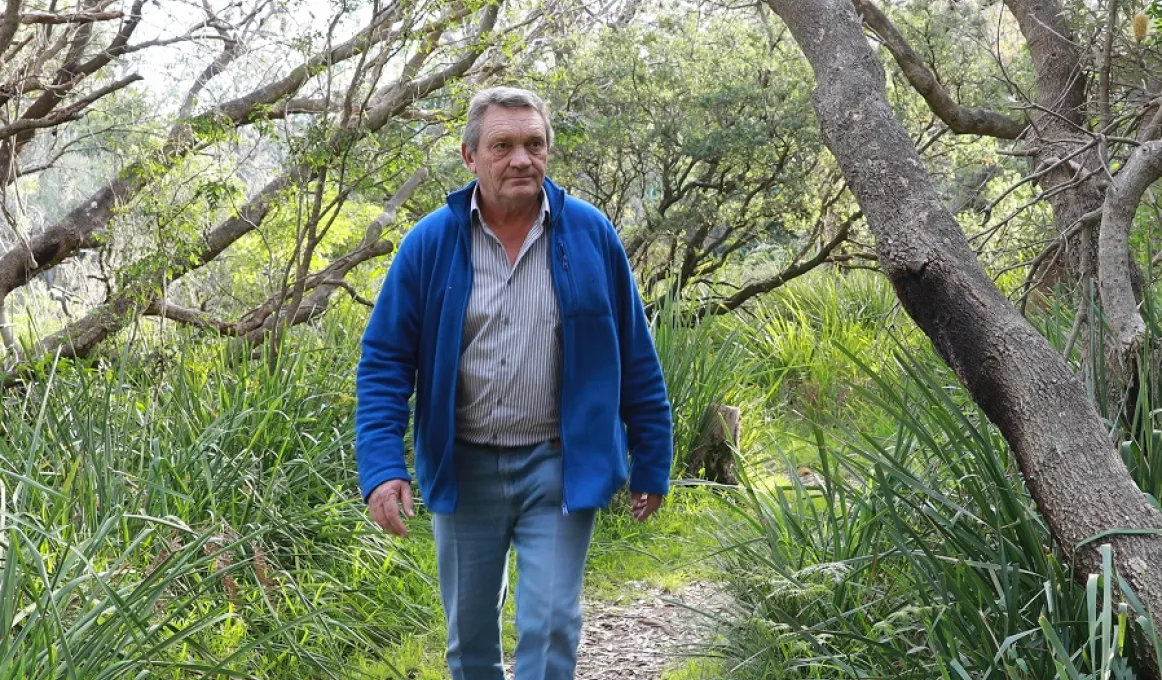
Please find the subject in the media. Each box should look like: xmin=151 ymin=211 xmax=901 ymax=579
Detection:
xmin=628 ymin=461 xmax=671 ymax=496
xmin=361 ymin=468 xmax=411 ymax=504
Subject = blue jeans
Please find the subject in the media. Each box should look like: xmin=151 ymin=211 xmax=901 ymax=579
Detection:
xmin=433 ymin=439 xmax=597 ymax=680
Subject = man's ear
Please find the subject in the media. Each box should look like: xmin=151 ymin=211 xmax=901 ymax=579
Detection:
xmin=461 ymin=143 xmax=475 ymax=174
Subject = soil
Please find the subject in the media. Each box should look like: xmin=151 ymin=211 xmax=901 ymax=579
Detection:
xmin=504 ymin=580 xmax=727 ymax=679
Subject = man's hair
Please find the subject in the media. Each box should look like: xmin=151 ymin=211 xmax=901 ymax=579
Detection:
xmin=461 ymin=86 xmax=554 ymax=152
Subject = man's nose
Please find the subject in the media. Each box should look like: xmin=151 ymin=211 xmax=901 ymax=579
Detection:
xmin=510 ymin=145 xmax=532 ymax=166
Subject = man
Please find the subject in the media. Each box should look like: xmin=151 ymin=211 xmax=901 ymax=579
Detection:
xmin=354 ymin=86 xmax=673 ymax=680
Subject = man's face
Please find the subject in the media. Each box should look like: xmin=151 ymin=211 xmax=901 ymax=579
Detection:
xmin=462 ymin=105 xmax=548 ymax=210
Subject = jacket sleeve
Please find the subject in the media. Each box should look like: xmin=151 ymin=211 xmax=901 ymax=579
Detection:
xmin=606 ymin=224 xmax=674 ymax=495
xmin=354 ymin=233 xmax=422 ymax=502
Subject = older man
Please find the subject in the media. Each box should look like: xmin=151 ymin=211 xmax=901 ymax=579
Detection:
xmin=354 ymin=86 xmax=673 ymax=680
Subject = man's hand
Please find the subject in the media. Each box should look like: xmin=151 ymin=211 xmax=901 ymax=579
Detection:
xmin=369 ymin=479 xmax=415 ymax=537
xmin=631 ymin=491 xmax=663 ymax=522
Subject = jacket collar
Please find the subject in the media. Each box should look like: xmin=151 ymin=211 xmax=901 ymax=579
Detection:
xmin=447 ymin=177 xmax=566 ymax=227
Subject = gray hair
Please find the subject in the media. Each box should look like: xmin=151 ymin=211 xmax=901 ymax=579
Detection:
xmin=461 ymin=86 xmax=554 ymax=152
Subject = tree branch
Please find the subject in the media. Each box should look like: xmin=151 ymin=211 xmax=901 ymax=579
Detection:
xmin=20 ymin=10 xmax=122 ymax=24
xmin=852 ymin=0 xmax=1026 ymax=139
xmin=0 ymin=0 xmax=20 ymax=57
xmin=177 ymin=33 xmax=241 ymax=120
xmin=1098 ymin=139 xmax=1162 ymax=364
xmin=361 ymin=165 xmax=429 ymax=247
xmin=1098 ymin=0 xmax=1118 ymax=133
xmin=0 ymin=73 xmax=141 ymax=140
xmin=14 ymin=24 xmax=457 ymax=363
xmin=697 ymin=212 xmax=857 ymax=317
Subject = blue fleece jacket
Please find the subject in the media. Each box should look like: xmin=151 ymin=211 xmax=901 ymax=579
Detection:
xmin=354 ymin=177 xmax=673 ymax=513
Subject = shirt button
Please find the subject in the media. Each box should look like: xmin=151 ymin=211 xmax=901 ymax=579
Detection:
xmin=504 ymin=317 xmax=510 ymax=325
xmin=496 ymin=398 xmax=502 ymax=405
xmin=500 ymin=358 xmax=507 ymax=366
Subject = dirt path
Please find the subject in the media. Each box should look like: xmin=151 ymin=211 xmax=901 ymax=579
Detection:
xmin=505 ymin=580 xmax=726 ymax=679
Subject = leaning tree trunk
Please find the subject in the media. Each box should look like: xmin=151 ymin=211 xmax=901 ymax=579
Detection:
xmin=765 ymin=0 xmax=1162 ymax=657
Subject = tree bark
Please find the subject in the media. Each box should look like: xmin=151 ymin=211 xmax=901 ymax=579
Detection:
xmin=0 ymin=0 xmax=22 ymax=58
xmin=765 ymin=0 xmax=1162 ymax=654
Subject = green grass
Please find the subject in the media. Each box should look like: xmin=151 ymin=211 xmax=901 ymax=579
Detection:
xmin=0 ymin=304 xmax=725 ymax=679
xmin=19 ymin=265 xmax=1141 ymax=680
xmin=585 ymin=487 xmax=718 ymax=600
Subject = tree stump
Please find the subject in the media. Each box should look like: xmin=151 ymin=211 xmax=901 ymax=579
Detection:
xmin=685 ymin=404 xmax=741 ymax=485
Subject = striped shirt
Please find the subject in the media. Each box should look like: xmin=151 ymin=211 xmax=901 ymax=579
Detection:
xmin=455 ymin=189 xmax=561 ymax=446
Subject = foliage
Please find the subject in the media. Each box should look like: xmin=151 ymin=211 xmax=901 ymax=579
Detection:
xmin=543 ymin=6 xmax=837 ymax=302
xmin=708 ymin=341 xmax=1160 ymax=678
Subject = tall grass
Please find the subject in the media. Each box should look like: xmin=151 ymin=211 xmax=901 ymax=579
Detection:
xmin=726 ymin=271 xmax=905 ymax=427
xmin=0 ymin=313 xmax=438 ymax=679
xmin=651 ymin=295 xmax=752 ymax=475
xmin=709 ymin=342 xmax=1159 ymax=678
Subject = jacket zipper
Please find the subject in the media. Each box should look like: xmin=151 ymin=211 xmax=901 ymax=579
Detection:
xmin=555 ymin=235 xmax=570 ymax=515
xmin=450 ymin=219 xmax=473 ymax=513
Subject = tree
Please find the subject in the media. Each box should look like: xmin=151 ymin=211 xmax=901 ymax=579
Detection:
xmin=763 ymin=0 xmax=1162 ymax=664
xmin=542 ymin=8 xmax=864 ymax=312
xmin=0 ymin=0 xmax=556 ymax=380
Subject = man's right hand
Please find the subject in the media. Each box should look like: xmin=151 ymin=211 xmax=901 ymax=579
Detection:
xmin=369 ymin=479 xmax=415 ymax=538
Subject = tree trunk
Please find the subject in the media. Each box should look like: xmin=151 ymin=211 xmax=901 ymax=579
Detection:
xmin=1002 ymin=0 xmax=1105 ymax=289
xmin=765 ymin=0 xmax=1162 ymax=657
xmin=686 ymin=404 xmax=740 ymax=485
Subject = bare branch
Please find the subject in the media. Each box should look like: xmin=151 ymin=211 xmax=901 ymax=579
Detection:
xmin=1098 ymin=1 xmax=1118 ymax=132
xmin=20 ymin=10 xmax=122 ymax=24
xmin=178 ymin=35 xmax=242 ymax=120
xmin=72 ymin=0 xmax=149 ymax=76
xmin=29 ymin=172 xmax=300 ymax=360
xmin=697 ymin=212 xmax=858 ymax=316
xmin=145 ymin=237 xmax=397 ymax=339
xmin=0 ymin=0 xmax=21 ymax=56
xmin=362 ymin=165 xmax=429 ymax=246
xmin=92 ymin=157 xmax=430 ymax=358
xmin=210 ymin=3 xmax=408 ymax=127
xmin=852 ymin=0 xmax=1027 ymax=139
xmin=0 ymin=3 xmax=490 ymax=301
xmin=142 ymin=300 xmax=232 ymax=333
xmin=0 ymin=0 xmax=146 ymax=179
xmin=0 ymin=300 xmax=17 ymax=362
xmin=0 ymin=73 xmax=141 ymax=140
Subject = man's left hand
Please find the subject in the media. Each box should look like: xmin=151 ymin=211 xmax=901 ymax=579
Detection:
xmin=631 ymin=491 xmax=663 ymax=522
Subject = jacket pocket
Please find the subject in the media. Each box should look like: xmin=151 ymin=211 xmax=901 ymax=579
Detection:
xmin=557 ymin=238 xmax=612 ymax=318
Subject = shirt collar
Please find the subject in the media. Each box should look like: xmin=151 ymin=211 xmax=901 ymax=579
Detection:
xmin=470 ymin=184 xmax=551 ymax=227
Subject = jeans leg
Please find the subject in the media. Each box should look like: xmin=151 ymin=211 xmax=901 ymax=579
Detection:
xmin=507 ymin=442 xmax=597 ymax=680
xmin=434 ymin=443 xmax=514 ymax=680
